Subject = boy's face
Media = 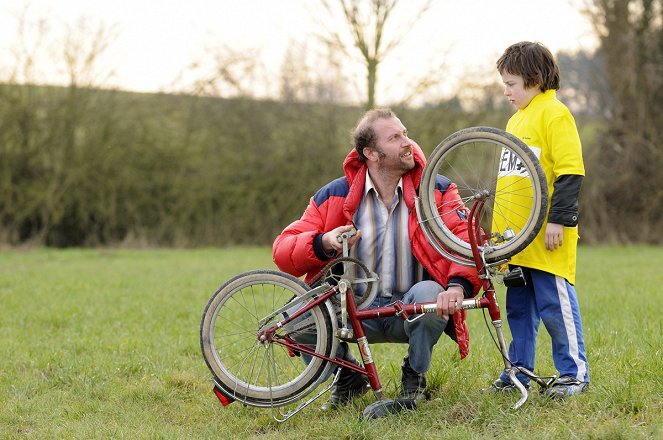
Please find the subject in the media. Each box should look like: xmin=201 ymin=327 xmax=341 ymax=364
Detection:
xmin=500 ymin=72 xmax=541 ymax=110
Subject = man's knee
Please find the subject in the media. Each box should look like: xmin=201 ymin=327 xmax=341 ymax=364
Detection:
xmin=404 ymin=281 xmax=447 ymax=333
xmin=405 ymin=280 xmax=443 ymax=304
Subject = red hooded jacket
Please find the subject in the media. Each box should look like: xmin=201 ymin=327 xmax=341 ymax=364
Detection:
xmin=272 ymin=144 xmax=480 ymax=358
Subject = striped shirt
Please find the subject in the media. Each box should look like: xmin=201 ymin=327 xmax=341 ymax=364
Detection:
xmin=351 ymin=173 xmax=421 ymax=298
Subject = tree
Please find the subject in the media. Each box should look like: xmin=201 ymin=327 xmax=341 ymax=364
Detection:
xmin=61 ymin=17 xmax=117 ymax=88
xmin=556 ymin=49 xmax=611 ymax=117
xmin=278 ymin=40 xmax=351 ymax=103
xmin=319 ymin=0 xmax=432 ymax=109
xmin=0 ymin=8 xmax=119 ymax=245
xmin=581 ymin=0 xmax=663 ymax=243
xmin=171 ymin=44 xmax=265 ymax=98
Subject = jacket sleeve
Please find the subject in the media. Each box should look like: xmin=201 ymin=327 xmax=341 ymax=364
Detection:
xmin=272 ymin=196 xmax=333 ymax=278
xmin=435 ymin=182 xmax=481 ymax=296
xmin=548 ymin=174 xmax=583 ymax=226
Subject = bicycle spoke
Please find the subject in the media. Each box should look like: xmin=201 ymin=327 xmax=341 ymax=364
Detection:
xmin=417 ymin=127 xmax=547 ymax=263
xmin=201 ymin=270 xmax=334 ymax=407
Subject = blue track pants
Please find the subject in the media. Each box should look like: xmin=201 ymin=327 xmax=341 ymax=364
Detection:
xmin=499 ymin=267 xmax=589 ymax=385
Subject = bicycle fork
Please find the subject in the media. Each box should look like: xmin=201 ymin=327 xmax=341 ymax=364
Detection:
xmin=406 ymin=281 xmax=539 ymax=409
xmin=464 ymin=281 xmax=554 ymax=408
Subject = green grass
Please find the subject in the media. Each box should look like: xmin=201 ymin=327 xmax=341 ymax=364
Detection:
xmin=1 ymin=246 xmax=661 ymax=439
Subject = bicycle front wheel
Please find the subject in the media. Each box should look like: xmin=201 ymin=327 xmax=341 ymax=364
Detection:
xmin=418 ymin=127 xmax=548 ymax=263
xmin=200 ymin=270 xmax=336 ymax=407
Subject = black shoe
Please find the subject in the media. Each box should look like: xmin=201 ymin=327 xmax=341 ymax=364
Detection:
xmin=397 ymin=357 xmax=430 ymax=401
xmin=320 ymin=345 xmax=370 ymax=411
xmin=320 ymin=367 xmax=370 ymax=411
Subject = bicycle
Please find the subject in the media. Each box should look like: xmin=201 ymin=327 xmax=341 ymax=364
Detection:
xmin=200 ymin=126 xmax=554 ymax=421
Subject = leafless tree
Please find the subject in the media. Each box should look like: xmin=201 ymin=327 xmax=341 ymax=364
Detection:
xmin=279 ymin=40 xmax=351 ymax=103
xmin=3 ymin=6 xmax=50 ymax=84
xmin=0 ymin=7 xmax=119 ymax=244
xmin=60 ymin=17 xmax=118 ymax=88
xmin=319 ymin=0 xmax=432 ymax=108
xmin=171 ymin=44 xmax=264 ymax=98
xmin=2 ymin=5 xmax=116 ymax=88
xmin=580 ymin=0 xmax=663 ymax=243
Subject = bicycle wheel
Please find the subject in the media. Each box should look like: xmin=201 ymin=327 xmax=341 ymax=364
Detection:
xmin=418 ymin=126 xmax=548 ymax=263
xmin=200 ymin=270 xmax=337 ymax=407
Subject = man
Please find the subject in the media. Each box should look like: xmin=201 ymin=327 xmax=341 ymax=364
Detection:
xmin=272 ymin=109 xmax=480 ymax=410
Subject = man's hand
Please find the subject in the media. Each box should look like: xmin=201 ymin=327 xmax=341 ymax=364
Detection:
xmin=545 ymin=222 xmax=564 ymax=251
xmin=322 ymin=225 xmax=361 ymax=255
xmin=436 ymin=285 xmax=465 ymax=320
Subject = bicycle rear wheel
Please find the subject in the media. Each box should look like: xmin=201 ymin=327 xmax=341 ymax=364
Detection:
xmin=418 ymin=127 xmax=548 ymax=263
xmin=200 ymin=270 xmax=336 ymax=407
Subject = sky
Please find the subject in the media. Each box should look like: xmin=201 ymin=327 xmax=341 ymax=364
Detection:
xmin=0 ymin=0 xmax=599 ymax=103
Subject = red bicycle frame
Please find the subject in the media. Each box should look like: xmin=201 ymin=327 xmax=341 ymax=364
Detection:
xmin=215 ymin=192 xmax=543 ymax=416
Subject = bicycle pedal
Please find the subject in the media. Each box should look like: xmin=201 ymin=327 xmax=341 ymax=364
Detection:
xmin=503 ymin=267 xmax=526 ymax=287
xmin=336 ymin=227 xmax=357 ymax=242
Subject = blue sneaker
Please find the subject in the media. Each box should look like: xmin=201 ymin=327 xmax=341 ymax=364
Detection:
xmin=545 ymin=376 xmax=588 ymax=399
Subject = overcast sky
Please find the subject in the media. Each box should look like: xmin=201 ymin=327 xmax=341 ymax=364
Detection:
xmin=0 ymin=0 xmax=598 ymax=102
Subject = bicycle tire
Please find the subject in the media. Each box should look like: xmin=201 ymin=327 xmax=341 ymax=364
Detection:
xmin=418 ymin=126 xmax=548 ymax=263
xmin=200 ymin=270 xmax=336 ymax=407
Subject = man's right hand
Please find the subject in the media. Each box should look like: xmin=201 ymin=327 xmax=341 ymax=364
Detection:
xmin=322 ymin=225 xmax=361 ymax=255
xmin=435 ymin=286 xmax=465 ymax=320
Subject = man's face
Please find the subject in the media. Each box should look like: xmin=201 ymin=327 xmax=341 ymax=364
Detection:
xmin=368 ymin=117 xmax=415 ymax=174
xmin=501 ymin=72 xmax=541 ymax=110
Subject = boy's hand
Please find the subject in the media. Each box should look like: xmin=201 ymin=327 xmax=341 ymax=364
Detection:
xmin=545 ymin=223 xmax=564 ymax=251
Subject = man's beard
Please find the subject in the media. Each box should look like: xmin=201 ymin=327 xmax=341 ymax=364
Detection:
xmin=376 ymin=152 xmax=415 ymax=174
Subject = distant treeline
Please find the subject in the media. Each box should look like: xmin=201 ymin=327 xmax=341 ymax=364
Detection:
xmin=0 ymin=84 xmax=658 ymax=247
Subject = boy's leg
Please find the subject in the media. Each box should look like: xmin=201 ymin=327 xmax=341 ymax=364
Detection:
xmin=531 ymin=270 xmax=589 ymax=383
xmin=499 ymin=267 xmax=540 ymax=385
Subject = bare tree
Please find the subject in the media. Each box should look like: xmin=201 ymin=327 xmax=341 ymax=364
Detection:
xmin=3 ymin=5 xmax=50 ymax=85
xmin=580 ymin=0 xmax=663 ymax=243
xmin=0 ymin=7 xmax=119 ymax=245
xmin=2 ymin=5 xmax=116 ymax=89
xmin=556 ymin=49 xmax=611 ymax=116
xmin=171 ymin=44 xmax=264 ymax=98
xmin=278 ymin=40 xmax=351 ymax=103
xmin=60 ymin=17 xmax=118 ymax=88
xmin=319 ymin=0 xmax=432 ymax=108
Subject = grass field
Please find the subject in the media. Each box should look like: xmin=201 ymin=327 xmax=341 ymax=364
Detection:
xmin=1 ymin=246 xmax=661 ymax=439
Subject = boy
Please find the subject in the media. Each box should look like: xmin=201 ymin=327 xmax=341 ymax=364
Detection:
xmin=489 ymin=41 xmax=589 ymax=399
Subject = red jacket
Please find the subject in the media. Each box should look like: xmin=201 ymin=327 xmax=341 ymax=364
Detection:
xmin=272 ymin=144 xmax=480 ymax=358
